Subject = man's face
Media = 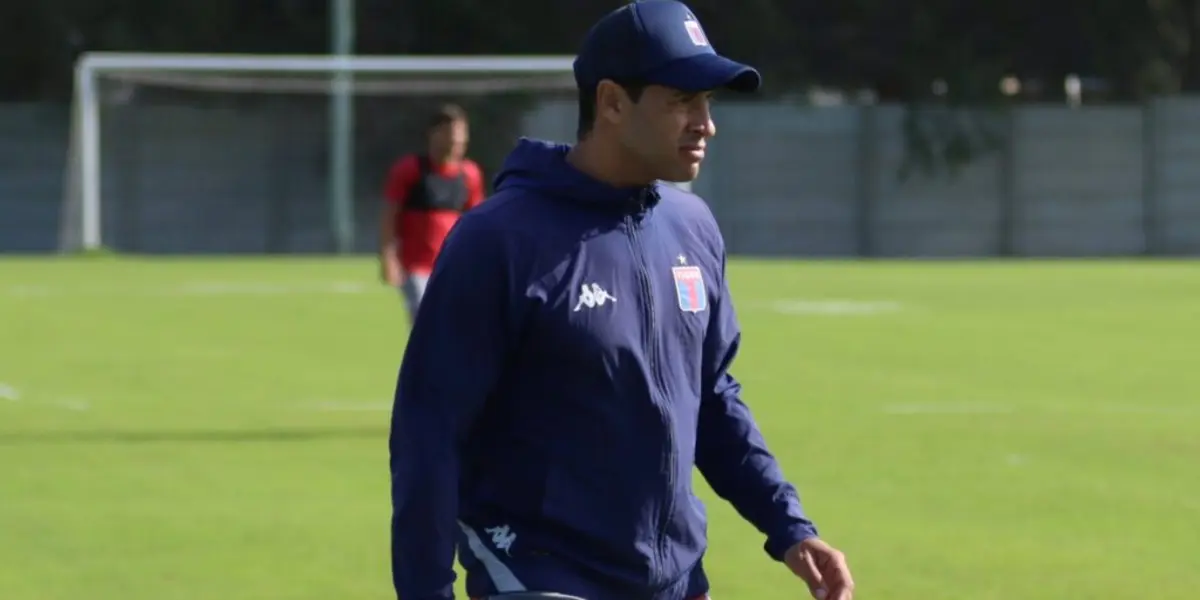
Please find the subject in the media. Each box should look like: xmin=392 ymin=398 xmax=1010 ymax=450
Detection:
xmin=614 ymin=84 xmax=716 ymax=183
xmin=428 ymin=119 xmax=469 ymax=162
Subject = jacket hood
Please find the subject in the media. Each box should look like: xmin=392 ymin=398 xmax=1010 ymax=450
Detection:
xmin=493 ymin=138 xmax=658 ymax=210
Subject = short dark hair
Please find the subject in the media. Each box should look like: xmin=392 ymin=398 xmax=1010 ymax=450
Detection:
xmin=427 ymin=103 xmax=467 ymax=134
xmin=576 ymin=81 xmax=647 ymax=139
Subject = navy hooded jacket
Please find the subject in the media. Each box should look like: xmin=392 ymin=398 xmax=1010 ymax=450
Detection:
xmin=389 ymin=138 xmax=817 ymax=600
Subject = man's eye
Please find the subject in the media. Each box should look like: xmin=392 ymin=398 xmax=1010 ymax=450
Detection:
xmin=676 ymin=92 xmax=715 ymax=105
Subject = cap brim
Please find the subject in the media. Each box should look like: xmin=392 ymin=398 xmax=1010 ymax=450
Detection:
xmin=644 ymin=53 xmax=762 ymax=93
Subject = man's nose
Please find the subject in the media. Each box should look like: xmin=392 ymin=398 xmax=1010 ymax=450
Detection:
xmin=690 ymin=107 xmax=715 ymax=138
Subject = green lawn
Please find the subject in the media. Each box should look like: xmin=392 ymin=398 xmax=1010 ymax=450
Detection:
xmin=2 ymin=257 xmax=1198 ymax=600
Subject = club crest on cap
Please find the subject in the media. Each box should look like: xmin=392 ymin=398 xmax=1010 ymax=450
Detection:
xmin=683 ymin=16 xmax=708 ymax=47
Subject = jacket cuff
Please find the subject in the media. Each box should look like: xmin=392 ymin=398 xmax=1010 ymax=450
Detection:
xmin=764 ymin=521 xmax=820 ymax=562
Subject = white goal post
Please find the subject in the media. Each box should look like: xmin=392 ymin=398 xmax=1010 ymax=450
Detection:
xmin=67 ymin=52 xmax=581 ymax=253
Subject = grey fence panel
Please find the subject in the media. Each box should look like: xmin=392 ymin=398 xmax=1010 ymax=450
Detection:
xmin=3 ymin=97 xmax=1200 ymax=256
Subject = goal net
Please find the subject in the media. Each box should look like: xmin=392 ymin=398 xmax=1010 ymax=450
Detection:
xmin=61 ymin=53 xmax=579 ymax=254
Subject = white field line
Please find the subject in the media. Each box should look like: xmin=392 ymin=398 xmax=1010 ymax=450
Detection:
xmin=2 ymin=281 xmax=373 ymax=297
xmin=767 ymin=299 xmax=904 ymax=316
xmin=882 ymin=402 xmax=1012 ymax=415
xmin=0 ymin=382 xmax=20 ymax=401
xmin=176 ymin=282 xmax=369 ymax=295
xmin=7 ymin=284 xmax=903 ymax=319
xmin=0 ymin=381 xmax=90 ymax=411
xmin=1005 ymin=454 xmax=1029 ymax=467
xmin=307 ymin=399 xmax=1197 ymax=416
xmin=880 ymin=401 xmax=1199 ymax=417
xmin=308 ymin=401 xmax=392 ymax=412
xmin=48 ymin=397 xmax=92 ymax=411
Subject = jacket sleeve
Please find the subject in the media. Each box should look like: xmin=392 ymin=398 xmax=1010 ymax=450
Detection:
xmin=389 ymin=214 xmax=520 ymax=600
xmin=694 ymin=252 xmax=820 ymax=562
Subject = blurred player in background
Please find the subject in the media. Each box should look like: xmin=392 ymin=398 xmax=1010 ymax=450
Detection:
xmin=379 ymin=104 xmax=485 ymax=322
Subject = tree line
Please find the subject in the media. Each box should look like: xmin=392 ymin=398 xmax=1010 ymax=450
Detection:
xmin=5 ymin=0 xmax=1199 ymax=101
xmin=3 ymin=0 xmax=1197 ymax=174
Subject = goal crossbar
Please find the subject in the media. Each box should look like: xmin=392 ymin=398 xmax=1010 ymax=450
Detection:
xmin=77 ymin=52 xmax=577 ymax=74
xmin=69 ymin=52 xmax=577 ymax=252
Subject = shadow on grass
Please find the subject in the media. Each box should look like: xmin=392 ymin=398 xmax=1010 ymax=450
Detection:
xmin=0 ymin=426 xmax=388 ymax=445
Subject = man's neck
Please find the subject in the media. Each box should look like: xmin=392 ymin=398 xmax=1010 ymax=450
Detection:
xmin=566 ymin=139 xmax=654 ymax=188
xmin=426 ymin=153 xmax=459 ymax=167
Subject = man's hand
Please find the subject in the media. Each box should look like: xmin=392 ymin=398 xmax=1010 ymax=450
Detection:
xmin=783 ymin=537 xmax=854 ymax=600
xmin=380 ymin=252 xmax=404 ymax=287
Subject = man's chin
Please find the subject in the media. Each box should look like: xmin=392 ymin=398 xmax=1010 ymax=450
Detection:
xmin=659 ymin=164 xmax=701 ymax=184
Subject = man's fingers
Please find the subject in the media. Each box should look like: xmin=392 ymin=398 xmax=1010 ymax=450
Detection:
xmin=789 ymin=550 xmax=825 ymax=599
xmin=787 ymin=540 xmax=853 ymax=600
xmin=818 ymin=575 xmax=851 ymax=600
xmin=826 ymin=576 xmax=852 ymax=600
xmin=821 ymin=553 xmax=854 ymax=600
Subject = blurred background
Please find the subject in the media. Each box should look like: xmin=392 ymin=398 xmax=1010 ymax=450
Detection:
xmin=3 ymin=2 xmax=1199 ymax=600
xmin=4 ymin=0 xmax=1200 ymax=257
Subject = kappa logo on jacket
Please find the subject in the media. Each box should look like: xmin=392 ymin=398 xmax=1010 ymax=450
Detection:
xmin=573 ymin=283 xmax=617 ymax=312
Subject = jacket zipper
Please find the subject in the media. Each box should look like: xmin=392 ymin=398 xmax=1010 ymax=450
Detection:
xmin=625 ymin=202 xmax=677 ymax=583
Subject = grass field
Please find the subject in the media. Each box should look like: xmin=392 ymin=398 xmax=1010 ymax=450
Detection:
xmin=2 ymin=256 xmax=1198 ymax=600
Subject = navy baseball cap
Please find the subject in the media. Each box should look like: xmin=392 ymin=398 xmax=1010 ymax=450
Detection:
xmin=573 ymin=0 xmax=762 ymax=94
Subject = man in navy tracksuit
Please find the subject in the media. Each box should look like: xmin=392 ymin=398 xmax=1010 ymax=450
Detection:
xmin=389 ymin=2 xmax=855 ymax=600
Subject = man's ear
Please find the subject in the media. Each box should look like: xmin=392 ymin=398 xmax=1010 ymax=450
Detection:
xmin=595 ymin=79 xmax=628 ymax=127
